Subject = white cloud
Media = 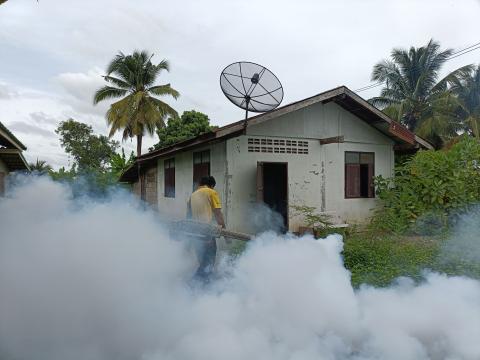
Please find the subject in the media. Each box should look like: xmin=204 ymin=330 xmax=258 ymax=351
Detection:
xmin=1 ymin=0 xmax=479 ymax=165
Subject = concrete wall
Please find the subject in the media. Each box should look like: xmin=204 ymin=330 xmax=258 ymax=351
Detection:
xmin=155 ymin=141 xmax=227 ymax=221
xmin=0 ymin=158 xmax=9 ymax=174
xmin=225 ymin=135 xmax=324 ymax=233
xmin=226 ymin=101 xmax=396 ymax=231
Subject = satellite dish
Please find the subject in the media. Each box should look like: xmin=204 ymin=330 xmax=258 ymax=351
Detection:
xmin=220 ymin=61 xmax=284 ymax=120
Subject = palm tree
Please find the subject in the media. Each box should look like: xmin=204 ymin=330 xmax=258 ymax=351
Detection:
xmin=369 ymin=39 xmax=472 ymax=145
xmin=94 ymin=50 xmax=179 ymax=157
xmin=449 ymin=64 xmax=480 ymax=138
xmin=29 ymin=159 xmax=52 ymax=175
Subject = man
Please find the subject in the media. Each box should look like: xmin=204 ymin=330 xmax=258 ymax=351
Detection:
xmin=187 ymin=176 xmax=225 ymax=280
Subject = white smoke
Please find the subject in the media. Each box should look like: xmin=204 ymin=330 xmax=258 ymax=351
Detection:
xmin=1 ymin=177 xmax=480 ymax=360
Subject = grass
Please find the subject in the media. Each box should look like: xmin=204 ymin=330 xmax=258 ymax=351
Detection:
xmin=342 ymin=230 xmax=480 ymax=288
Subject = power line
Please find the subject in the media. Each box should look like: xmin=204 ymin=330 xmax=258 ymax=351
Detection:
xmin=447 ymin=45 xmax=480 ymax=60
xmin=449 ymin=41 xmax=480 ymax=56
xmin=355 ymin=41 xmax=480 ymax=92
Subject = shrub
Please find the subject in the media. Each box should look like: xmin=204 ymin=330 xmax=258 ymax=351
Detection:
xmin=372 ymin=136 xmax=480 ymax=233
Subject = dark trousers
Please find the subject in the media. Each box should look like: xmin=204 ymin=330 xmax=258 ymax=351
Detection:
xmin=193 ymin=236 xmax=217 ymax=280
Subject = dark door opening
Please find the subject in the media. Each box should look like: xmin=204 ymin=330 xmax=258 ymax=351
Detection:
xmin=257 ymin=162 xmax=288 ymax=232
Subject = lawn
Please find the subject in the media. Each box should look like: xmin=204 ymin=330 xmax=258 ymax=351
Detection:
xmin=343 ymin=231 xmax=480 ymax=288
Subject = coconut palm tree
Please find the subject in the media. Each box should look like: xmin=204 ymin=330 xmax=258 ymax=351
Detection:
xmin=369 ymin=40 xmax=472 ymax=145
xmin=94 ymin=50 xmax=179 ymax=157
xmin=449 ymin=64 xmax=480 ymax=138
xmin=29 ymin=159 xmax=52 ymax=175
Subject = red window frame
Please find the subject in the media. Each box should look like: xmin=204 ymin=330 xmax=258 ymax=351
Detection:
xmin=345 ymin=151 xmax=375 ymax=199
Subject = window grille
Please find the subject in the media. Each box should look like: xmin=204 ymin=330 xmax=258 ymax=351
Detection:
xmin=248 ymin=137 xmax=309 ymax=155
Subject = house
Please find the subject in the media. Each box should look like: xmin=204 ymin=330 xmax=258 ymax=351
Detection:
xmin=120 ymin=86 xmax=432 ymax=233
xmin=0 ymin=121 xmax=30 ymax=195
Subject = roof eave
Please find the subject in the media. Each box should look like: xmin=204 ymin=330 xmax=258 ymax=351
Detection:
xmin=0 ymin=122 xmax=27 ymax=151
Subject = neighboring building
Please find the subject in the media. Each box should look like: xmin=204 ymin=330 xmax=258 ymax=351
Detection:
xmin=0 ymin=121 xmax=30 ymax=195
xmin=120 ymin=86 xmax=432 ymax=233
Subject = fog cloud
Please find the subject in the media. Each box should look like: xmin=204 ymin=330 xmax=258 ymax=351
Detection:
xmin=0 ymin=178 xmax=479 ymax=360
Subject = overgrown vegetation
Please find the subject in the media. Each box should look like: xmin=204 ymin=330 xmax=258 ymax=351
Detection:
xmin=343 ymin=231 xmax=480 ymax=288
xmin=291 ymin=204 xmax=333 ymax=235
xmin=372 ymin=137 xmax=480 ymax=233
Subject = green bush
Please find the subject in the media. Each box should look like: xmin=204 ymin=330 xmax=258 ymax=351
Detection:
xmin=372 ymin=136 xmax=480 ymax=233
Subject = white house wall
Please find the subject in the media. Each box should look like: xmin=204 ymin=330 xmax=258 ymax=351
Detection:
xmin=233 ymin=101 xmax=396 ymax=229
xmin=248 ymin=102 xmax=393 ymax=145
xmin=225 ymin=135 xmax=323 ymax=233
xmin=153 ymin=100 xmax=396 ymax=232
xmin=155 ymin=141 xmax=227 ymax=221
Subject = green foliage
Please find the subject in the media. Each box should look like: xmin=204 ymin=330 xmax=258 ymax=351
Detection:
xmin=291 ymin=204 xmax=333 ymax=230
xmin=372 ymin=137 xmax=480 ymax=233
xmin=449 ymin=64 xmax=480 ymax=138
xmin=109 ymin=148 xmax=135 ymax=179
xmin=55 ymin=119 xmax=119 ymax=171
xmin=151 ymin=110 xmax=215 ymax=150
xmin=343 ymin=234 xmax=439 ymax=287
xmin=50 ymin=119 xmax=133 ymax=196
xmin=93 ymin=50 xmax=179 ymax=156
xmin=343 ymin=231 xmax=480 ymax=288
xmin=369 ymin=39 xmax=474 ymax=147
xmin=29 ymin=158 xmax=52 ymax=175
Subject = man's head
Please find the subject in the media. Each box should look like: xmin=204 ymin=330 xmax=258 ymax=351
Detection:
xmin=199 ymin=176 xmax=216 ymax=188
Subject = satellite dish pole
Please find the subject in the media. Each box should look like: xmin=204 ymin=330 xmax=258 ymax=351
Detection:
xmin=220 ymin=61 xmax=284 ymax=129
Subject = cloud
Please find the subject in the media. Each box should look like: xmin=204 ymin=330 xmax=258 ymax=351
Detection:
xmin=0 ymin=82 xmax=18 ymax=99
xmin=8 ymin=121 xmax=57 ymax=139
xmin=1 ymin=0 xmax=480 ymax=166
xmin=54 ymin=68 xmax=108 ymax=116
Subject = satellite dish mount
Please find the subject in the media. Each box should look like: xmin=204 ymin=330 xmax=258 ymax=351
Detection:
xmin=220 ymin=62 xmax=284 ymax=122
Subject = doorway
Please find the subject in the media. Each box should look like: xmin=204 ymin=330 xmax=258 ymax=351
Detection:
xmin=257 ymin=162 xmax=288 ymax=231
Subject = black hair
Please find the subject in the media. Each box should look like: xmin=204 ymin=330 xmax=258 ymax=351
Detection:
xmin=208 ymin=176 xmax=216 ymax=188
xmin=199 ymin=175 xmax=216 ymax=188
xmin=199 ymin=176 xmax=210 ymax=186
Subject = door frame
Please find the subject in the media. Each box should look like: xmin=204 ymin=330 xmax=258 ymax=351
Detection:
xmin=256 ymin=161 xmax=289 ymax=230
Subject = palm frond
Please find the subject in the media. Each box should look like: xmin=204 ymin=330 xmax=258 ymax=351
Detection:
xmin=433 ymin=64 xmax=474 ymax=93
xmin=103 ymin=75 xmax=132 ymax=89
xmin=148 ymin=84 xmax=180 ymax=99
xmin=93 ymin=86 xmax=128 ymax=104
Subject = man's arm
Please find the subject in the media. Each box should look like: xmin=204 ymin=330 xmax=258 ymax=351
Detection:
xmin=213 ymin=208 xmax=225 ymax=228
xmin=210 ymin=190 xmax=225 ymax=228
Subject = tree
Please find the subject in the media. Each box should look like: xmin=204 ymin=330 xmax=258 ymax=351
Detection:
xmin=151 ymin=110 xmax=215 ymax=150
xmin=29 ymin=158 xmax=52 ymax=175
xmin=93 ymin=50 xmax=179 ymax=157
xmin=55 ymin=119 xmax=119 ymax=171
xmin=450 ymin=64 xmax=480 ymax=138
xmin=109 ymin=148 xmax=136 ymax=179
xmin=369 ymin=39 xmax=472 ymax=145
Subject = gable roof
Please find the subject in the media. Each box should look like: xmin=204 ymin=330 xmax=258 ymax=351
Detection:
xmin=0 ymin=121 xmax=27 ymax=151
xmin=0 ymin=121 xmax=30 ymax=172
xmin=120 ymin=86 xmax=433 ymax=182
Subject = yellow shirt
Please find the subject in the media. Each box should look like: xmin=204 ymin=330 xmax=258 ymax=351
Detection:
xmin=189 ymin=186 xmax=222 ymax=223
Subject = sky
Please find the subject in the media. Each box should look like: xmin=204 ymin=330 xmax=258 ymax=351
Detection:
xmin=0 ymin=0 xmax=479 ymax=168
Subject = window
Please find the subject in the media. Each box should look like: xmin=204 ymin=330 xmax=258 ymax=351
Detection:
xmin=345 ymin=152 xmax=374 ymax=198
xmin=164 ymin=158 xmax=175 ymax=198
xmin=193 ymin=150 xmax=210 ymax=190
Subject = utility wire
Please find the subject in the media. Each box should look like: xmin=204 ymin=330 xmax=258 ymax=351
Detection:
xmin=355 ymin=41 xmax=480 ymax=92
